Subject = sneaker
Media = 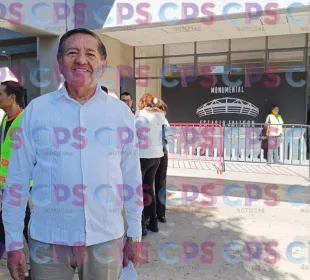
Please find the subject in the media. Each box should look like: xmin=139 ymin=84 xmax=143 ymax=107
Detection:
xmin=157 ymin=216 xmax=166 ymax=223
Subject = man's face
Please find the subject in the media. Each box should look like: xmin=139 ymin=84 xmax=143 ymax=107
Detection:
xmin=57 ymin=33 xmax=106 ymax=88
xmin=272 ymin=107 xmax=279 ymax=115
xmin=121 ymin=95 xmax=132 ymax=108
xmin=0 ymin=85 xmax=13 ymax=110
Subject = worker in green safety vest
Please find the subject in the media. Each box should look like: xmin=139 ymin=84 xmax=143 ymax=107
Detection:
xmin=265 ymin=104 xmax=284 ymax=163
xmin=0 ymin=81 xmax=31 ymax=273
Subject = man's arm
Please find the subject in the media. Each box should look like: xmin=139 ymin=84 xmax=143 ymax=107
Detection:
xmin=121 ymin=110 xmax=143 ymax=238
xmin=2 ymin=102 xmax=36 ymax=251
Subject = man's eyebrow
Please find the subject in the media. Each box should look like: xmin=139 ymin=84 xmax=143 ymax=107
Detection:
xmin=65 ymin=48 xmax=96 ymax=52
xmin=66 ymin=48 xmax=78 ymax=52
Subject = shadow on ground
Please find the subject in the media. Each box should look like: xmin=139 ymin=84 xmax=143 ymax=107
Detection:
xmin=0 ymin=200 xmax=302 ymax=280
xmin=137 ymin=201 xmax=301 ymax=280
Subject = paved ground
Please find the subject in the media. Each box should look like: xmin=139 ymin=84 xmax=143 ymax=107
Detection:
xmin=0 ymin=162 xmax=310 ymax=279
xmin=167 ymin=160 xmax=310 ymax=186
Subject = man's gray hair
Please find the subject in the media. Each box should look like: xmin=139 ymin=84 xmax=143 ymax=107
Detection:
xmin=57 ymin=28 xmax=107 ymax=60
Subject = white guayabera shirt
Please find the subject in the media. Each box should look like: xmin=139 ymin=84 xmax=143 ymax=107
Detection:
xmin=2 ymin=83 xmax=143 ymax=251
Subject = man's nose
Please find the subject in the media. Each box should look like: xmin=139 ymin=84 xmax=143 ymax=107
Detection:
xmin=75 ymin=53 xmax=87 ymax=64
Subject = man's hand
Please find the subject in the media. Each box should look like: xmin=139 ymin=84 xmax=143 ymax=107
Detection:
xmin=123 ymin=240 xmax=141 ymax=267
xmin=7 ymin=249 xmax=28 ymax=280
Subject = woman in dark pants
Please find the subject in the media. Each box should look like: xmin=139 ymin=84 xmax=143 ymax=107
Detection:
xmin=139 ymin=158 xmax=161 ymax=234
xmin=135 ymin=94 xmax=167 ymax=236
xmin=155 ymin=146 xmax=168 ymax=223
xmin=155 ymin=99 xmax=173 ymax=223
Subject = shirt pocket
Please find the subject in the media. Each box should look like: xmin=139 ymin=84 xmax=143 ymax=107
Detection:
xmin=32 ymin=126 xmax=53 ymax=154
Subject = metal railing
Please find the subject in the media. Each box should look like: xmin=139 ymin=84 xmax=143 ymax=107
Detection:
xmin=167 ymin=122 xmax=310 ymax=180
xmin=223 ymin=123 xmax=310 ymax=180
xmin=168 ymin=123 xmax=224 ymax=174
xmin=223 ymin=123 xmax=309 ymax=165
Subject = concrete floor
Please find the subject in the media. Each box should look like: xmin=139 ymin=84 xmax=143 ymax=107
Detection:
xmin=1 ymin=162 xmax=310 ymax=279
xmin=135 ymin=190 xmax=310 ymax=280
xmin=1 ymin=195 xmax=310 ymax=279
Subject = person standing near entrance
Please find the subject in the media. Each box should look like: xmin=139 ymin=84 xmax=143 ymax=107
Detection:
xmin=135 ymin=94 xmax=166 ymax=236
xmin=2 ymin=28 xmax=142 ymax=280
xmin=121 ymin=92 xmax=135 ymax=114
xmin=0 ymin=81 xmax=31 ymax=279
xmin=265 ymin=104 xmax=284 ymax=163
xmin=154 ymin=99 xmax=173 ymax=224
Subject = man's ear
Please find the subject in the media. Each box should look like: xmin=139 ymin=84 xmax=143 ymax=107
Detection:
xmin=57 ymin=56 xmax=61 ymax=65
xmin=100 ymin=60 xmax=107 ymax=77
xmin=9 ymin=94 xmax=16 ymax=103
xmin=57 ymin=56 xmax=63 ymax=75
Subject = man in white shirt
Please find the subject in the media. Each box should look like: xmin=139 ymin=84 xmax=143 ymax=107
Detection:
xmin=2 ymin=28 xmax=143 ymax=280
xmin=265 ymin=104 xmax=284 ymax=163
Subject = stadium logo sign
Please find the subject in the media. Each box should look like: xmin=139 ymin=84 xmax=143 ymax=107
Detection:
xmin=196 ymin=98 xmax=259 ymax=117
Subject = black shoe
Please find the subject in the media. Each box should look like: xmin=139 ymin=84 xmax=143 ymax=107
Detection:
xmin=146 ymin=220 xmax=159 ymax=232
xmin=142 ymin=224 xmax=148 ymax=236
xmin=158 ymin=216 xmax=166 ymax=223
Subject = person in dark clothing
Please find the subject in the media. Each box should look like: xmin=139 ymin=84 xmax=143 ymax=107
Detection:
xmin=0 ymin=81 xmax=31 ymax=279
xmin=121 ymin=92 xmax=135 ymax=114
xmin=135 ymin=94 xmax=166 ymax=236
xmin=154 ymin=99 xmax=173 ymax=223
xmin=155 ymin=136 xmax=168 ymax=223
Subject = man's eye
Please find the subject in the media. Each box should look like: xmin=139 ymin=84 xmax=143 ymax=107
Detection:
xmin=68 ymin=52 xmax=77 ymax=55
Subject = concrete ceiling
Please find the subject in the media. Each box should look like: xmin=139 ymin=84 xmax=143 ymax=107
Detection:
xmin=0 ymin=19 xmax=54 ymax=37
xmin=101 ymin=11 xmax=310 ymax=46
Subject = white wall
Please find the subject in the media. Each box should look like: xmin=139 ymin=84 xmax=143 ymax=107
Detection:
xmin=95 ymin=34 xmax=134 ymax=97
xmin=120 ymin=42 xmax=136 ymax=103
xmin=98 ymin=34 xmax=121 ymax=96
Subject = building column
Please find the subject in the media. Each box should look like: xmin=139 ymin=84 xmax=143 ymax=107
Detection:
xmin=37 ymin=36 xmax=62 ymax=95
xmin=97 ymin=34 xmax=121 ymax=96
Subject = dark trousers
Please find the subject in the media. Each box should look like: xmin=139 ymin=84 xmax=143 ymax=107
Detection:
xmin=140 ymin=158 xmax=160 ymax=225
xmin=0 ymin=201 xmax=31 ymax=259
xmin=155 ymin=152 xmax=168 ymax=218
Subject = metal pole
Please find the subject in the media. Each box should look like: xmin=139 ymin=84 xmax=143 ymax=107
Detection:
xmin=305 ymin=34 xmax=309 ymax=180
xmin=222 ymin=125 xmax=226 ymax=172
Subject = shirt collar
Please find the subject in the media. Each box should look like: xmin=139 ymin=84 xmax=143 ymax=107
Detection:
xmin=55 ymin=82 xmax=107 ymax=102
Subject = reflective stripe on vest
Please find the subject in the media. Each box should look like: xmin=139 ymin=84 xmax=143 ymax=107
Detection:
xmin=1 ymin=158 xmax=9 ymax=167
xmin=0 ymin=112 xmax=23 ymax=188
